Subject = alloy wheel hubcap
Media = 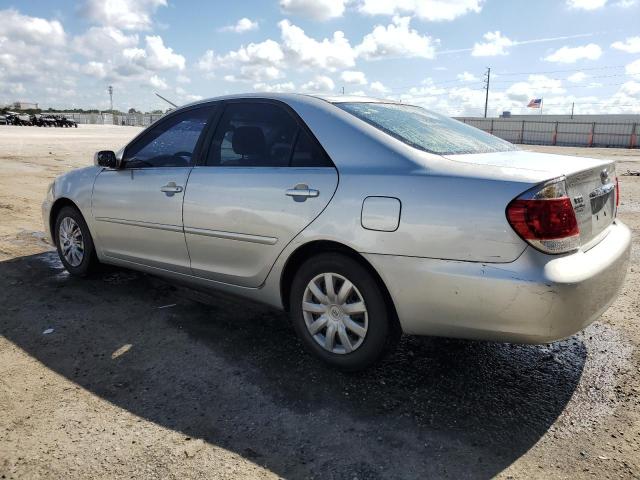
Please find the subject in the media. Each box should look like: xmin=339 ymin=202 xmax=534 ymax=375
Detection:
xmin=59 ymin=217 xmax=84 ymax=267
xmin=302 ymin=272 xmax=368 ymax=354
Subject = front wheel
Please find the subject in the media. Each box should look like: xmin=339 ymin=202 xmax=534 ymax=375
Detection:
xmin=289 ymin=253 xmax=399 ymax=371
xmin=54 ymin=206 xmax=99 ymax=276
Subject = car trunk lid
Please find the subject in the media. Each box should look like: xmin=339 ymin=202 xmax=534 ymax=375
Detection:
xmin=444 ymin=150 xmax=617 ymax=248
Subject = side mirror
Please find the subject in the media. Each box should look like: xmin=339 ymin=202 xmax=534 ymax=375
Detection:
xmin=94 ymin=150 xmax=119 ymax=169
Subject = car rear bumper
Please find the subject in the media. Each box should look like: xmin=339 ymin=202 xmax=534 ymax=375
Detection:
xmin=364 ymin=220 xmax=631 ymax=343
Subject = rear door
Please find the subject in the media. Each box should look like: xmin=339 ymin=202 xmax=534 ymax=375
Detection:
xmin=183 ymin=100 xmax=339 ymax=287
xmin=92 ymin=105 xmax=215 ymax=273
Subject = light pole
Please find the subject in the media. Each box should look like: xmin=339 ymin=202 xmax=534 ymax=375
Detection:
xmin=108 ymin=86 xmax=113 ymax=112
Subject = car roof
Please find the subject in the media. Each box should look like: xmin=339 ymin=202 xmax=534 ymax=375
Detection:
xmin=182 ymin=92 xmax=401 ymax=110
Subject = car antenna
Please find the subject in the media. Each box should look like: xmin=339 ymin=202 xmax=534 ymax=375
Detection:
xmin=154 ymin=92 xmax=178 ymax=108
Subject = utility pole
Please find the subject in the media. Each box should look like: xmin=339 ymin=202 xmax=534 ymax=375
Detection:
xmin=483 ymin=67 xmax=491 ymax=118
xmin=108 ymin=85 xmax=113 ymax=112
xmin=571 ymin=102 xmax=575 ymax=119
xmin=341 ymin=86 xmax=345 ymax=95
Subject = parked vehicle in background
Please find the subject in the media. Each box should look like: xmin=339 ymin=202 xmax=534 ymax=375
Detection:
xmin=16 ymin=114 xmax=32 ymax=126
xmin=58 ymin=116 xmax=78 ymax=128
xmin=42 ymin=93 xmax=631 ymax=370
xmin=32 ymin=114 xmax=55 ymax=127
xmin=0 ymin=115 xmax=6 ymax=125
xmin=4 ymin=112 xmax=19 ymax=125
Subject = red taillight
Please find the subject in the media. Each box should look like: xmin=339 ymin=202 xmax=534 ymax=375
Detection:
xmin=615 ymin=176 xmax=620 ymax=208
xmin=506 ymin=179 xmax=580 ymax=254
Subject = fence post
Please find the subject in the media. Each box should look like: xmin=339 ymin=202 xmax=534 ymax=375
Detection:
xmin=490 ymin=119 xmax=494 ymax=135
xmin=552 ymin=121 xmax=558 ymax=146
xmin=519 ymin=120 xmax=525 ymax=144
xmin=630 ymin=123 xmax=637 ymax=149
xmin=588 ymin=122 xmax=595 ymax=147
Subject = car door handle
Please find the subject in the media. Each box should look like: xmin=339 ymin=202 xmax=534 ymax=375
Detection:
xmin=160 ymin=182 xmax=184 ymax=196
xmin=286 ymin=184 xmax=319 ymax=201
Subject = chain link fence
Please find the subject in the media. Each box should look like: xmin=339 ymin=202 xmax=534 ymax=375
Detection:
xmin=457 ymin=117 xmax=639 ymax=149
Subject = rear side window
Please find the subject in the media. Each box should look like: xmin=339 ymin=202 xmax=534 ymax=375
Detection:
xmin=207 ymin=103 xmax=297 ymax=167
xmin=206 ymin=102 xmax=333 ymax=168
xmin=124 ymin=106 xmax=212 ymax=168
xmin=290 ymin=128 xmax=333 ymax=167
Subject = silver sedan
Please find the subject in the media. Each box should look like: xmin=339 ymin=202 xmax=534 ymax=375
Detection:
xmin=42 ymin=94 xmax=631 ymax=370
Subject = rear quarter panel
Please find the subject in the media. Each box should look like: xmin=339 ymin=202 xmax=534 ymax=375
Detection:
xmin=296 ymin=171 xmax=530 ymax=262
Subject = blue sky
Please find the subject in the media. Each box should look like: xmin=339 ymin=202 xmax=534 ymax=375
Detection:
xmin=1 ymin=0 xmax=639 ymax=115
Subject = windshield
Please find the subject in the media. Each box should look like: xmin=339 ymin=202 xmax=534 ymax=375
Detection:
xmin=336 ymin=102 xmax=517 ymax=155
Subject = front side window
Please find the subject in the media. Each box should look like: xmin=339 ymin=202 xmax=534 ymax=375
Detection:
xmin=124 ymin=106 xmax=212 ymax=168
xmin=336 ymin=102 xmax=517 ymax=155
xmin=207 ymin=102 xmax=299 ymax=167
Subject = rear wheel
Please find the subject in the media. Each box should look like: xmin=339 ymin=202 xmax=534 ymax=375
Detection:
xmin=289 ymin=252 xmax=398 ymax=371
xmin=54 ymin=206 xmax=99 ymax=276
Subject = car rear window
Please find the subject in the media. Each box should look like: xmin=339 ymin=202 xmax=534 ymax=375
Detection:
xmin=335 ymin=102 xmax=517 ymax=155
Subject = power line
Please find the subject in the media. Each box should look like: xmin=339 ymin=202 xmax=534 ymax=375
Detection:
xmin=381 ymin=64 xmax=634 ymax=95
xmin=494 ymin=64 xmax=627 ymax=76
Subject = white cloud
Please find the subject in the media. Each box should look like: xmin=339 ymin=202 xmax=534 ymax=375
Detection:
xmin=9 ymin=83 xmax=26 ymax=94
xmin=505 ymin=74 xmax=566 ymax=102
xmin=220 ymin=18 xmax=259 ymax=33
xmin=626 ymin=59 xmax=640 ymax=77
xmin=369 ymin=81 xmax=389 ymax=94
xmin=118 ymin=35 xmax=185 ymax=77
xmin=301 ymin=75 xmax=335 ymax=92
xmin=567 ymin=72 xmax=587 ymax=82
xmin=176 ymin=74 xmax=190 ymax=84
xmin=81 ymin=0 xmax=167 ymax=30
xmin=611 ymin=37 xmax=640 ymax=54
xmin=196 ymin=39 xmax=286 ymax=82
xmin=355 ymin=16 xmax=436 ymax=60
xmin=0 ymin=9 xmax=65 ymax=46
xmin=143 ymin=35 xmax=186 ymax=70
xmin=279 ymin=0 xmax=347 ymax=20
xmin=253 ymin=81 xmax=296 ymax=92
xmin=0 ymin=9 xmax=75 ymax=99
xmin=196 ymin=50 xmax=216 ymax=71
xmin=75 ymin=26 xmax=138 ymax=58
xmin=566 ymin=0 xmax=607 ymax=9
xmin=148 ymin=74 xmax=167 ymax=89
xmin=218 ymin=40 xmax=285 ymax=67
xmin=358 ymin=0 xmax=483 ymax=21
xmin=341 ymin=70 xmax=367 ymax=85
xmin=82 ymin=61 xmax=108 ymax=78
xmin=279 ymin=20 xmax=356 ymax=71
xmin=568 ymin=0 xmax=637 ymax=6
xmin=471 ymin=31 xmax=514 ymax=56
xmin=457 ymin=71 xmax=479 ymax=82
xmin=544 ymin=43 xmax=602 ymax=63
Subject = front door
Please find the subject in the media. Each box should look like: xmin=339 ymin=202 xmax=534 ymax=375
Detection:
xmin=92 ymin=105 xmax=214 ymax=273
xmin=183 ymin=100 xmax=339 ymax=287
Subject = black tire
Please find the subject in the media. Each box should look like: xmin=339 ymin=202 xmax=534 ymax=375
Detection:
xmin=54 ymin=206 xmax=99 ymax=276
xmin=289 ymin=252 xmax=399 ymax=371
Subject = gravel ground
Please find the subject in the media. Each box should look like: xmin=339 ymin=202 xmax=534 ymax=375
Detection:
xmin=0 ymin=125 xmax=638 ymax=479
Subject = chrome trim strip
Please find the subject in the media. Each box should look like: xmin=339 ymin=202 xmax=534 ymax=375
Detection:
xmin=184 ymin=226 xmax=278 ymax=245
xmin=95 ymin=217 xmax=183 ymax=233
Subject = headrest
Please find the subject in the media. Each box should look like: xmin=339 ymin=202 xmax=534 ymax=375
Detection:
xmin=232 ymin=126 xmax=265 ymax=156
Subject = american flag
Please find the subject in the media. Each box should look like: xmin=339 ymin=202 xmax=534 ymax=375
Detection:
xmin=527 ymin=98 xmax=542 ymax=108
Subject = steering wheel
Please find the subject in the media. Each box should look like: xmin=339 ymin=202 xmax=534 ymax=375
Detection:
xmin=174 ymin=151 xmax=192 ymax=158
